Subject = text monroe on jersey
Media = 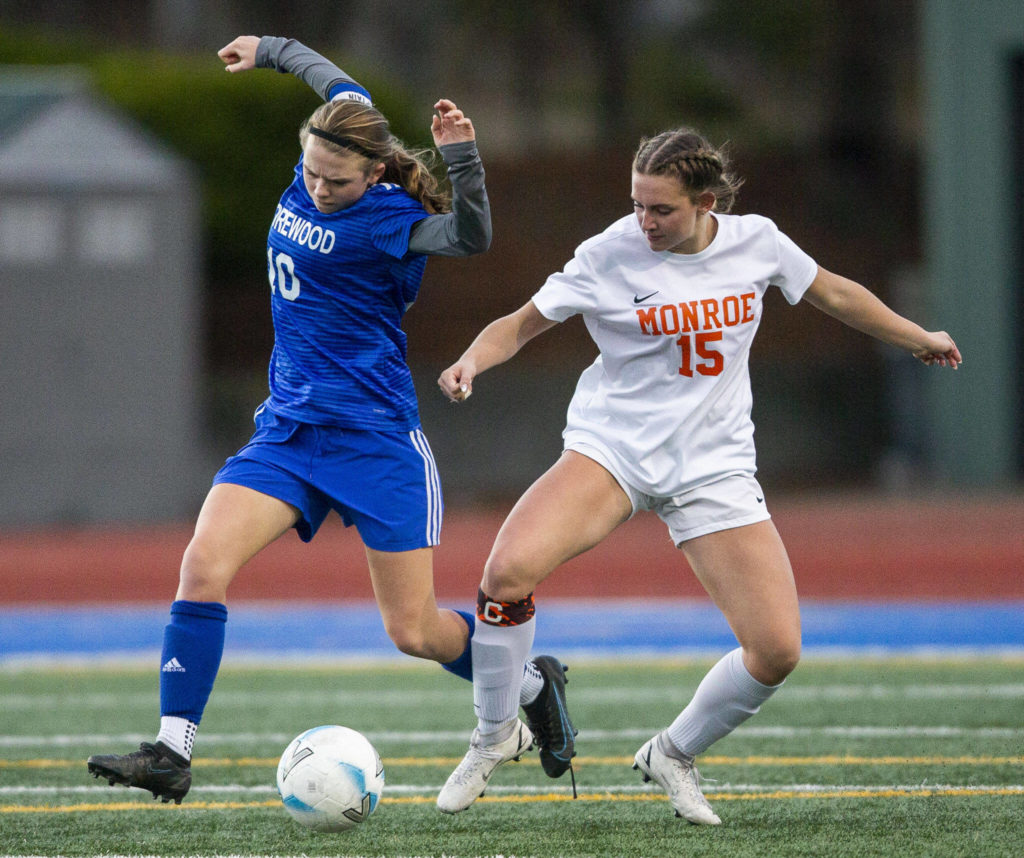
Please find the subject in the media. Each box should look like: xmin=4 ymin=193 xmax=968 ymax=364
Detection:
xmin=636 ymin=292 xmax=756 ymax=336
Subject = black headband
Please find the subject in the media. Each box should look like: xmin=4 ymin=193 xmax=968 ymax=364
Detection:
xmin=308 ymin=126 xmax=380 ymax=161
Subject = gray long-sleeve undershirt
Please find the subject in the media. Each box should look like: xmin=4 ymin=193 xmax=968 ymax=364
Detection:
xmin=256 ymin=36 xmax=491 ymax=257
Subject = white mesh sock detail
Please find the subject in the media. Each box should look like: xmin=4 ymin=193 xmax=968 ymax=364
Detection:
xmin=157 ymin=716 xmax=197 ymax=760
xmin=665 ymin=647 xmax=782 ymax=757
xmin=519 ymin=659 xmax=544 ymax=706
xmin=471 ymin=617 xmax=536 ymax=742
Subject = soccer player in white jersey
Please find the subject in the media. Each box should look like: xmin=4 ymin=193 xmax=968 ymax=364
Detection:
xmin=87 ymin=35 xmax=576 ymax=805
xmin=436 ymin=127 xmax=961 ymax=823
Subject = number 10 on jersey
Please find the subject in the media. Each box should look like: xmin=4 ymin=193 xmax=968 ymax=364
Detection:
xmin=268 ymin=249 xmax=301 ymax=301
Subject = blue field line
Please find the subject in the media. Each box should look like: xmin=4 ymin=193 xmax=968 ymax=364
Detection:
xmin=2 ymin=599 xmax=1022 ymax=664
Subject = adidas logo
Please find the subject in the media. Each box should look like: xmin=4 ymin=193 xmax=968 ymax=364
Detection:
xmin=161 ymin=657 xmax=186 ymax=673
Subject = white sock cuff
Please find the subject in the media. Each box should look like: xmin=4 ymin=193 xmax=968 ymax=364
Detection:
xmin=474 ymin=615 xmax=535 ymax=642
xmin=157 ymin=716 xmax=196 ymax=760
xmin=728 ymin=647 xmax=784 ymax=700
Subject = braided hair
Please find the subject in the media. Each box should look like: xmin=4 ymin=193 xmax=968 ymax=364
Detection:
xmin=300 ymin=100 xmax=451 ymax=214
xmin=632 ymin=128 xmax=743 ymax=213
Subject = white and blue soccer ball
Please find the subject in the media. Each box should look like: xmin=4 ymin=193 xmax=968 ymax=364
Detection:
xmin=276 ymin=725 xmax=385 ymax=832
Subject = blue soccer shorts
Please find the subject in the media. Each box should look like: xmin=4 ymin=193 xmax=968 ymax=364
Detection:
xmin=212 ymin=406 xmax=443 ymax=551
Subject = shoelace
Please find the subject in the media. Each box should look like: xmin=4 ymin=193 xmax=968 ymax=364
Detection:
xmin=685 ymin=766 xmax=716 ymax=808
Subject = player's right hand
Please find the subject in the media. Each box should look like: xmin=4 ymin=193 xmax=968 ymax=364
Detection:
xmin=218 ymin=36 xmax=260 ymax=73
xmin=438 ymin=364 xmax=474 ymax=402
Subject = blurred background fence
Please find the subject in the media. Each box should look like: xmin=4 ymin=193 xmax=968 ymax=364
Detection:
xmin=0 ymin=0 xmax=1021 ymax=530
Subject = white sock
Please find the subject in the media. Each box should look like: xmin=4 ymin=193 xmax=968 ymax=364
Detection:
xmin=520 ymin=659 xmax=543 ymax=706
xmin=156 ymin=716 xmax=197 ymax=760
xmin=665 ymin=647 xmax=782 ymax=757
xmin=472 ymin=617 xmax=535 ymax=742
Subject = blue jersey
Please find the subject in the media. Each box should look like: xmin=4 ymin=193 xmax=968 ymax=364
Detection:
xmin=263 ymin=157 xmax=430 ymax=429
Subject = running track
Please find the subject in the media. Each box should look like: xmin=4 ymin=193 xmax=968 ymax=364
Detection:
xmin=2 ymin=495 xmax=1022 ymax=659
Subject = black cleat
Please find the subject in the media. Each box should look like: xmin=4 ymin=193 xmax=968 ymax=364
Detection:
xmin=87 ymin=741 xmax=191 ymax=804
xmin=523 ymin=655 xmax=578 ymax=780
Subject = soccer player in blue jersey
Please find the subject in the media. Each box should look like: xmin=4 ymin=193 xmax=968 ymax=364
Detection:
xmin=87 ymin=35 xmax=575 ymax=804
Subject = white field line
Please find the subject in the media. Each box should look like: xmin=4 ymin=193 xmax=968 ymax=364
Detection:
xmin=2 ymin=724 xmax=1023 ymax=748
xmin=3 ymin=782 xmax=1023 ymax=797
xmin=5 ymin=683 xmax=1024 ymax=711
xmin=8 ymin=786 xmax=1024 ymax=798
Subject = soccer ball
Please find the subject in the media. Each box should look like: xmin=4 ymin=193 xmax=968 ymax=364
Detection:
xmin=276 ymin=725 xmax=385 ymax=832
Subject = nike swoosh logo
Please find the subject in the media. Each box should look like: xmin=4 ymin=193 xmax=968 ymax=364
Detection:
xmin=756 ymin=496 xmax=764 ymax=503
xmin=633 ymin=291 xmax=659 ymax=304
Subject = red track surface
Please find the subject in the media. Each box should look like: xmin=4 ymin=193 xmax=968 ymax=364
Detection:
xmin=1 ymin=495 xmax=1022 ymax=604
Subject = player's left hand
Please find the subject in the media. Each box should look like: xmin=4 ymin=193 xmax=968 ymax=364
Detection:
xmin=431 ymin=99 xmax=476 ymax=146
xmin=218 ymin=36 xmax=260 ymax=73
xmin=913 ymin=331 xmax=962 ymax=369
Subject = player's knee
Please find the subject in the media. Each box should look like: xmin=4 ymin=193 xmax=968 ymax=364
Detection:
xmin=481 ymin=548 xmax=536 ymax=602
xmin=752 ymin=638 xmax=801 ymax=685
xmin=178 ymin=539 xmax=233 ymax=602
xmin=773 ymin=640 xmax=801 ymax=678
xmin=384 ymin=625 xmax=432 ymax=660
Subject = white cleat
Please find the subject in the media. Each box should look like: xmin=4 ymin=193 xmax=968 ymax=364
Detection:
xmin=633 ymin=736 xmax=721 ymax=825
xmin=437 ymin=720 xmax=534 ymax=814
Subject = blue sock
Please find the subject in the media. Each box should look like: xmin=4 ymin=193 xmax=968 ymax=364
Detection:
xmin=159 ymin=600 xmax=227 ymax=724
xmin=441 ymin=609 xmax=475 ymax=682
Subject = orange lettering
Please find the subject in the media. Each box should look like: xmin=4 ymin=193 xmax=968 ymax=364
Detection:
xmin=679 ymin=300 xmax=700 ymax=333
xmin=722 ymin=295 xmax=741 ymax=326
xmin=635 ymin=307 xmax=660 ymax=335
xmin=659 ymin=304 xmax=680 ymax=335
xmin=741 ymin=292 xmax=756 ymax=323
xmin=700 ymin=298 xmax=720 ymax=329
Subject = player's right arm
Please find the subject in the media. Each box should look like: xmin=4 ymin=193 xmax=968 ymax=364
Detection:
xmin=218 ymin=35 xmax=372 ymax=104
xmin=438 ymin=301 xmax=557 ymax=401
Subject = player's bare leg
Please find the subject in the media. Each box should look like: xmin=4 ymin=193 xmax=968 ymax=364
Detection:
xmin=88 ymin=484 xmax=299 ymax=802
xmin=439 ymin=452 xmax=631 ymax=812
xmin=366 ymin=546 xmax=468 ymax=664
xmin=635 ymin=520 xmax=800 ymax=823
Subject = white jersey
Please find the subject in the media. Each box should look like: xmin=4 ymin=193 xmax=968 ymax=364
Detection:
xmin=531 ymin=212 xmax=818 ymax=497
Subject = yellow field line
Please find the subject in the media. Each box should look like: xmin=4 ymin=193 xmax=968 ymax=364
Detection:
xmin=4 ymin=787 xmax=1024 ymax=814
xmin=6 ymin=754 xmax=1023 ymax=769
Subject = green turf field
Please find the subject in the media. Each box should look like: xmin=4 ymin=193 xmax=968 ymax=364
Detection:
xmin=2 ymin=657 xmax=1022 ymax=857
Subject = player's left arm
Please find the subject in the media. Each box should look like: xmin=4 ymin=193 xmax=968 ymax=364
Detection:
xmin=218 ymin=35 xmax=371 ymax=104
xmin=408 ymin=99 xmax=491 ymax=257
xmin=802 ymin=266 xmax=962 ymax=368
